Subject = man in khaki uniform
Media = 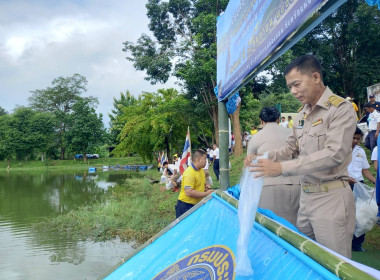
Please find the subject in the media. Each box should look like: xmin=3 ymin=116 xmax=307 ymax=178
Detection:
xmin=245 ymin=55 xmax=357 ymax=258
xmin=247 ymin=107 xmax=300 ymax=225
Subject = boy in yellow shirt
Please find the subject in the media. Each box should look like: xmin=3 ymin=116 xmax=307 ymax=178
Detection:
xmin=175 ymin=149 xmax=214 ymax=218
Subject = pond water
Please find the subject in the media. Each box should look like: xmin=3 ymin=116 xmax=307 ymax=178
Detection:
xmin=0 ymin=170 xmax=139 ymax=280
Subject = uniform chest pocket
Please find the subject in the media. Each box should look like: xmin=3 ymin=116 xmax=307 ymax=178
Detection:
xmin=353 ymin=155 xmax=364 ymax=169
xmin=307 ymin=125 xmax=327 ymax=152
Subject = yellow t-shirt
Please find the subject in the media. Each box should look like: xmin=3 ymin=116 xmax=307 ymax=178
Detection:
xmin=178 ymin=164 xmax=206 ymax=205
xmin=288 ymin=119 xmax=294 ymax=128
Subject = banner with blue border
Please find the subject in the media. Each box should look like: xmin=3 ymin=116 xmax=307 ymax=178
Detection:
xmin=216 ymin=0 xmax=345 ymax=101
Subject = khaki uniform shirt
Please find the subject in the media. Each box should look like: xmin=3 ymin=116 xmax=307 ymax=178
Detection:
xmin=247 ymin=122 xmax=299 ymax=186
xmin=268 ymin=87 xmax=357 ymax=185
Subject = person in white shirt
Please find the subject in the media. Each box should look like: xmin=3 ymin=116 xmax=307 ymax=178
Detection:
xmin=364 ymin=103 xmax=380 ymax=151
xmin=208 ymin=148 xmax=213 ymax=165
xmin=348 ymin=127 xmax=376 ymax=251
xmin=279 ymin=116 xmax=288 ymax=128
xmin=212 ymin=144 xmax=220 ymax=180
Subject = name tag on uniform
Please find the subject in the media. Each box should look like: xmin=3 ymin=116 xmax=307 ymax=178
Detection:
xmin=312 ymin=118 xmax=323 ymax=127
xmin=297 ymin=119 xmax=304 ymax=129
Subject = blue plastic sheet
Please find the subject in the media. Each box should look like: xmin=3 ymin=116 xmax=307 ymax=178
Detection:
xmin=366 ymin=0 xmax=380 ymax=9
xmin=104 ymin=194 xmax=339 ymax=280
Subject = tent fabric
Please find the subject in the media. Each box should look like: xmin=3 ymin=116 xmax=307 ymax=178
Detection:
xmin=366 ymin=0 xmax=380 ymax=9
xmin=104 ymin=194 xmax=343 ymax=280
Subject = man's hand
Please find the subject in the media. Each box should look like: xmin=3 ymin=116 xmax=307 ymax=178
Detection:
xmin=205 ymin=184 xmax=211 ymax=191
xmin=250 ymin=159 xmax=282 ymax=177
xmin=348 ymin=177 xmax=357 ymax=185
xmin=205 ymin=189 xmax=214 ymax=196
xmin=244 ymin=154 xmax=257 ymax=167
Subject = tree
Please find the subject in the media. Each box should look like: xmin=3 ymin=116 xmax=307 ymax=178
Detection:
xmin=123 ymin=0 xmax=229 ymax=145
xmin=4 ymin=107 xmax=55 ymax=161
xmin=0 ymin=114 xmax=12 ymax=163
xmin=268 ymin=0 xmax=380 ymax=112
xmin=108 ymin=90 xmax=139 ymax=145
xmin=30 ymin=112 xmax=55 ymax=161
xmin=113 ymin=88 xmax=197 ymax=161
xmin=65 ymin=99 xmax=105 ymax=162
xmin=29 ymin=74 xmax=96 ymax=159
xmin=0 ymin=106 xmax=7 ymax=116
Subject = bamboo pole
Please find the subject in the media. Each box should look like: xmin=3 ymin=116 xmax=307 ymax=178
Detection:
xmin=218 ymin=101 xmax=230 ymax=191
xmin=215 ymin=190 xmax=377 ymax=280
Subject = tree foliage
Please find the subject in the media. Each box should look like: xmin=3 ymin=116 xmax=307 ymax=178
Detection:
xmin=113 ymin=88 xmax=201 ymax=161
xmin=123 ymin=0 xmax=229 ymax=144
xmin=29 ymin=74 xmax=97 ymax=159
xmin=268 ymin=0 xmax=380 ymax=111
xmin=65 ymin=99 xmax=105 ymax=161
xmin=108 ymin=90 xmax=139 ymax=145
xmin=0 ymin=107 xmax=55 ymax=161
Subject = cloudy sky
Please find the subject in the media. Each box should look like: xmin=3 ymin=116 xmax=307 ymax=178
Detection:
xmin=0 ymin=0 xmax=176 ymax=127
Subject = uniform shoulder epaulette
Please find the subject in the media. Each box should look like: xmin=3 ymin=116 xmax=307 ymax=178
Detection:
xmin=328 ymin=95 xmax=345 ymax=107
xmin=297 ymin=105 xmax=304 ymax=112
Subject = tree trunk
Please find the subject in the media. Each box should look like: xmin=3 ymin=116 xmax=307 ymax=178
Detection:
xmin=60 ymin=147 xmax=65 ymax=160
xmin=230 ymin=104 xmax=243 ymax=157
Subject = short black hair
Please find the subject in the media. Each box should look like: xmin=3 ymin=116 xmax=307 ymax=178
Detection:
xmin=191 ymin=149 xmax=207 ymax=161
xmin=259 ymin=107 xmax=280 ymax=123
xmin=354 ymin=127 xmax=363 ymax=136
xmin=364 ymin=103 xmax=374 ymax=108
xmin=284 ymin=55 xmax=323 ymax=81
xmin=288 ymin=116 xmax=292 ymax=119
xmin=163 ymin=161 xmax=168 ymax=166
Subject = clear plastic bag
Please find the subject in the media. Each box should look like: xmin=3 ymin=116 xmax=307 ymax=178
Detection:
xmin=235 ymin=153 xmax=267 ymax=276
xmin=353 ymin=182 xmax=378 ymax=237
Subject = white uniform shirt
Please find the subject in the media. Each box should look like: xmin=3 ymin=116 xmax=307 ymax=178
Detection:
xmin=347 ymin=145 xmax=370 ymax=182
xmin=213 ymin=147 xmax=219 ymax=159
xmin=371 ymin=146 xmax=378 ymax=161
xmin=209 ymin=149 xmax=214 ymax=159
xmin=368 ymin=110 xmax=380 ymax=131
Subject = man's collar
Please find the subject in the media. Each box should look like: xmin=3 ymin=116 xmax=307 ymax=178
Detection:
xmin=302 ymin=87 xmax=332 ymax=113
xmin=191 ymin=162 xmax=198 ymax=171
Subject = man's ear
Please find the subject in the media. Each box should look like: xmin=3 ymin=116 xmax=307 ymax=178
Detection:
xmin=312 ymin=72 xmax=321 ymax=83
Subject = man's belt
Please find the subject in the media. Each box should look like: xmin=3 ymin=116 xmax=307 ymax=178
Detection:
xmin=301 ymin=180 xmax=346 ymax=193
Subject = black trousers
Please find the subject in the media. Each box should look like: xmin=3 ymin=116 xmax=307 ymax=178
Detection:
xmin=175 ymin=200 xmax=195 ymax=218
xmin=213 ymin=159 xmax=220 ymax=180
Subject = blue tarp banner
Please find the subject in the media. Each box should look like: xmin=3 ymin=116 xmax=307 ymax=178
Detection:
xmin=105 ymin=194 xmax=339 ymax=280
xmin=216 ymin=0 xmax=344 ymax=101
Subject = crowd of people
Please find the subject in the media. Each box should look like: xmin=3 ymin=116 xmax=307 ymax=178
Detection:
xmin=158 ymin=54 xmax=379 ymax=260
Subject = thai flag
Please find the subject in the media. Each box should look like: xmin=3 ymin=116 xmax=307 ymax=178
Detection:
xmin=180 ymin=128 xmax=191 ymax=174
xmin=160 ymin=151 xmax=165 ymax=166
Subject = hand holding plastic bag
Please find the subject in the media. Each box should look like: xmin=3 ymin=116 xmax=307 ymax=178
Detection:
xmin=235 ymin=153 xmax=267 ymax=276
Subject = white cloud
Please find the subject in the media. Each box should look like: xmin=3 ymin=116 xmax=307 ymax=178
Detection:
xmin=0 ymin=0 xmax=177 ymax=126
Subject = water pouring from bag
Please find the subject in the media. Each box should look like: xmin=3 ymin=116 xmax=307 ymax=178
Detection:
xmin=235 ymin=153 xmax=268 ymax=276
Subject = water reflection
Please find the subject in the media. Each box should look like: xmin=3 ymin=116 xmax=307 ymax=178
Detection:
xmin=0 ymin=170 xmax=139 ymax=280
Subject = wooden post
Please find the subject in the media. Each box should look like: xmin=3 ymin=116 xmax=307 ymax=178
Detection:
xmin=218 ymin=101 xmax=230 ymax=191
